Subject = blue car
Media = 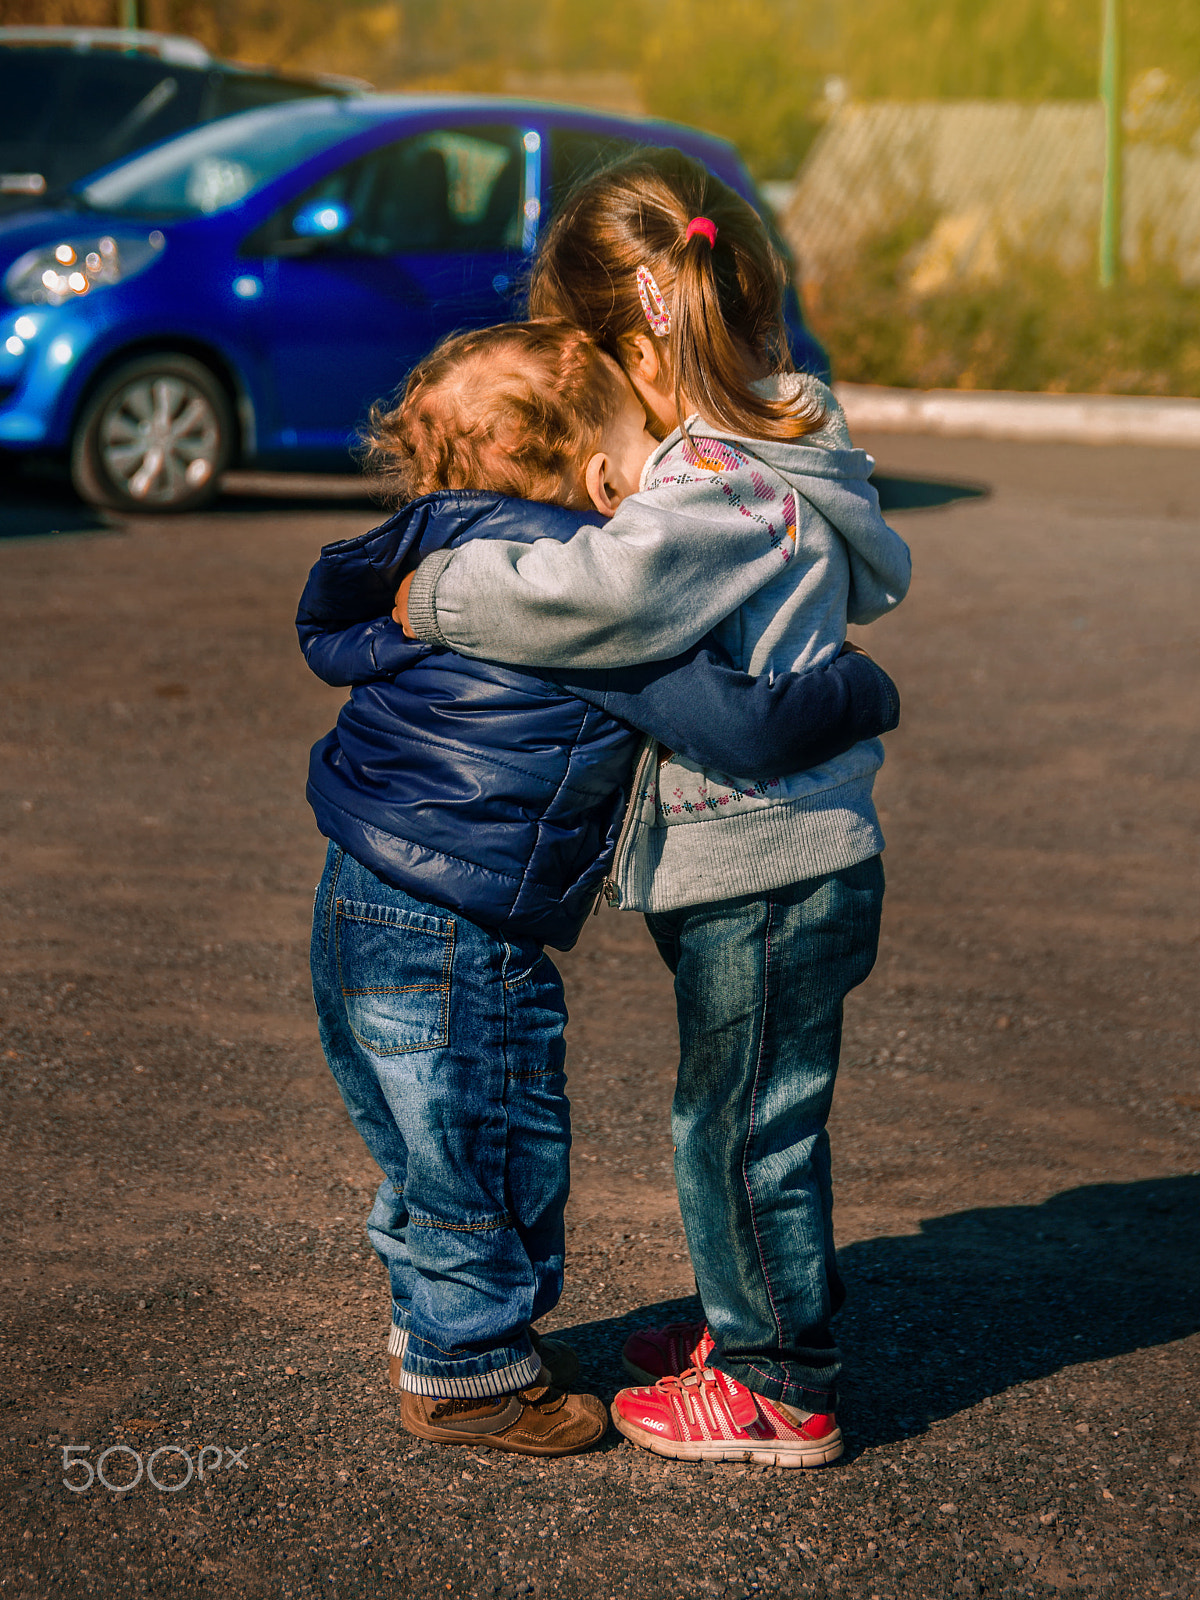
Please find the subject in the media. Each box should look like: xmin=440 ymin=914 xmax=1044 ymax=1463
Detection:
xmin=0 ymin=95 xmax=829 ymax=512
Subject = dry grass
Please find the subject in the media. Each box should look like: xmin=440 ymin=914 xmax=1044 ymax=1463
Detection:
xmin=805 ymin=220 xmax=1200 ymax=396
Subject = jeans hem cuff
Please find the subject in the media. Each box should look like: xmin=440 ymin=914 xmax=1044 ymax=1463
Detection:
xmin=713 ymin=1360 xmax=836 ymax=1413
xmin=386 ymin=1325 xmax=409 ymax=1360
xmin=399 ymin=1351 xmax=542 ymax=1399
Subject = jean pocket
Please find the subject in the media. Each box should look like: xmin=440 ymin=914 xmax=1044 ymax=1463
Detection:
xmin=334 ymin=898 xmax=454 ymax=1055
xmin=502 ymin=940 xmax=548 ymax=992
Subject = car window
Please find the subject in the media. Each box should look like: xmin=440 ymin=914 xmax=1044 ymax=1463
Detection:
xmin=0 ymin=51 xmax=208 ymax=197
xmin=0 ymin=53 xmax=67 ymax=144
xmin=54 ymin=59 xmax=201 ymax=151
xmin=548 ymin=129 xmax=640 ymax=212
xmin=251 ymin=125 xmax=525 ymax=257
xmin=207 ymin=73 xmax=332 ymax=118
xmin=78 ymin=101 xmax=355 ymax=219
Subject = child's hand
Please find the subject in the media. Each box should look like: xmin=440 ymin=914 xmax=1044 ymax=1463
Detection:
xmin=393 ymin=571 xmax=416 ymax=638
xmin=839 ymin=639 xmax=874 ymax=663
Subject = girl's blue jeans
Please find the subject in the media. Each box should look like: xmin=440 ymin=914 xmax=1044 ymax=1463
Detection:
xmin=645 ymin=855 xmax=884 ymax=1414
xmin=310 ymin=844 xmax=570 ymax=1398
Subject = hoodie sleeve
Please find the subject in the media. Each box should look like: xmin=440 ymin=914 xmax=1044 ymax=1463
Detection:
xmin=404 ymin=469 xmax=804 ymax=669
xmin=406 ymin=437 xmax=914 ymax=667
xmin=554 ymin=644 xmax=899 ymax=784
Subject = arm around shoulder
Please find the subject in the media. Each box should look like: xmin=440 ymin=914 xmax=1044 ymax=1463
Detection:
xmin=403 ymin=479 xmax=804 ymax=670
xmin=558 ymin=642 xmax=900 ymax=783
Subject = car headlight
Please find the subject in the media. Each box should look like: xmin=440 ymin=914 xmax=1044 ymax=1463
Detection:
xmin=3 ymin=231 xmax=166 ymax=306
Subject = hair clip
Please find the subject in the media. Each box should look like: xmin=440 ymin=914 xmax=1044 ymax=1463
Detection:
xmin=686 ymin=216 xmax=718 ymax=249
xmin=636 ymin=265 xmax=671 ymax=338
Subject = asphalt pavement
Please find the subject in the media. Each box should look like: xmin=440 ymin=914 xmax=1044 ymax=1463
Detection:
xmin=0 ymin=436 xmax=1197 ymax=1600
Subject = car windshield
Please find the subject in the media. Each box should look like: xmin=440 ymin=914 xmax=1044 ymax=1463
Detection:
xmin=76 ymin=101 xmax=360 ymax=218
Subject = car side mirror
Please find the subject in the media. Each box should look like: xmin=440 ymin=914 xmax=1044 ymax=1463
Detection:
xmin=290 ymin=200 xmax=352 ymax=245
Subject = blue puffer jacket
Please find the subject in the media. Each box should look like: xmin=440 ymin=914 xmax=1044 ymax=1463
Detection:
xmin=297 ymin=493 xmax=900 ymax=950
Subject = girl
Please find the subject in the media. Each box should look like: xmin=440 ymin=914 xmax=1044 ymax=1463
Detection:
xmin=397 ymin=149 xmax=913 ymax=1467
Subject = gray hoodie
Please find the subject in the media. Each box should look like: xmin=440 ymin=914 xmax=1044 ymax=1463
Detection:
xmin=407 ymin=379 xmax=912 ymax=911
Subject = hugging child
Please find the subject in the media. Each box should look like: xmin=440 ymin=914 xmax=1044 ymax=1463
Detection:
xmin=298 ymin=319 xmax=901 ymax=1457
xmin=396 ymin=149 xmax=914 ymax=1467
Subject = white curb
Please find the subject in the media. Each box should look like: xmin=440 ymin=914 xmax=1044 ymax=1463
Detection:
xmin=834 ymin=383 xmax=1200 ymax=449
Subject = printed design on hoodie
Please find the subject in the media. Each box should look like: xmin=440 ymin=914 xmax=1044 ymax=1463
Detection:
xmin=657 ymin=775 xmax=782 ymax=819
xmin=648 ymin=437 xmax=798 ymax=566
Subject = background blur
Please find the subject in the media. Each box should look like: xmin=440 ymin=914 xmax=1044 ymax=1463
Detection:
xmin=11 ymin=0 xmax=1200 ymax=394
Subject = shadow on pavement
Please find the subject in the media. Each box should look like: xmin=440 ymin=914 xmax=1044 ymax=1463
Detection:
xmin=559 ymin=1175 xmax=1200 ymax=1453
xmin=0 ymin=469 xmax=114 ymax=540
xmin=0 ymin=466 xmax=378 ymax=539
xmin=214 ymin=470 xmax=378 ymax=515
xmin=871 ymin=472 xmax=989 ymax=513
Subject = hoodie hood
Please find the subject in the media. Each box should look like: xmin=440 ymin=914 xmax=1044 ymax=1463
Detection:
xmin=675 ymin=375 xmax=911 ymax=625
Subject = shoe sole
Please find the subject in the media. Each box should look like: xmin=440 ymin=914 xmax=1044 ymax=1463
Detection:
xmin=404 ymin=1427 xmax=604 ymax=1465
xmin=611 ymin=1403 xmax=843 ymax=1468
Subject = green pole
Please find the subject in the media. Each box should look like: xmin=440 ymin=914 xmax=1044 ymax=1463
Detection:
xmin=1099 ymin=0 xmax=1122 ymax=287
xmin=119 ymin=0 xmax=140 ymax=29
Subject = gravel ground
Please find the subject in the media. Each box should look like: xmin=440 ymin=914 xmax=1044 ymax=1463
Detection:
xmin=1 ymin=438 xmax=1197 ymax=1599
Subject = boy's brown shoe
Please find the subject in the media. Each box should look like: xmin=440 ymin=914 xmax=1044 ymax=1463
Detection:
xmin=400 ymin=1369 xmax=606 ymax=1456
xmin=388 ymin=1329 xmax=579 ymax=1393
xmin=529 ymin=1329 xmax=580 ymax=1388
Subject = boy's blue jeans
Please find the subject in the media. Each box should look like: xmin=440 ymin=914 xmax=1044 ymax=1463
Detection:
xmin=310 ymin=844 xmax=570 ymax=1398
xmin=645 ymin=855 xmax=884 ymax=1414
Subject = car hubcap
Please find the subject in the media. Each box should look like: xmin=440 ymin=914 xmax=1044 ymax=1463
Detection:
xmin=99 ymin=376 xmax=221 ymax=505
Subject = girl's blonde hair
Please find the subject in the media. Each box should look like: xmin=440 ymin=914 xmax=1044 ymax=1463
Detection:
xmin=528 ymin=147 xmax=824 ymax=442
xmin=361 ymin=321 xmax=628 ymax=507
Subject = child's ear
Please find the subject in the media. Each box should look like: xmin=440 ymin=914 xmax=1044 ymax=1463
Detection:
xmin=622 ymin=333 xmax=663 ymax=387
xmin=584 ymin=451 xmax=623 ymax=517
xmin=620 ymin=333 xmax=677 ymax=436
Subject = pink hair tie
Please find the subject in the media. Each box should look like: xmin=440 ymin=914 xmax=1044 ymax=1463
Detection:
xmin=686 ymin=216 xmax=718 ymax=249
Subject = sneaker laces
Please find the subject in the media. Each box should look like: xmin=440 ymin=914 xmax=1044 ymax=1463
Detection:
xmin=648 ymin=1365 xmax=761 ymax=1429
xmin=652 ymin=1364 xmax=725 ymax=1397
xmin=649 ymin=1366 xmax=718 ymax=1415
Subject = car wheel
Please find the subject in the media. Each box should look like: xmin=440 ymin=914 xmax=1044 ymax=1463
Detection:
xmin=71 ymin=354 xmax=234 ymax=513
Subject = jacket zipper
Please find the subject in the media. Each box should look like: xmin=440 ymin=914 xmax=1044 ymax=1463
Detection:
xmin=597 ymin=736 xmax=657 ymax=911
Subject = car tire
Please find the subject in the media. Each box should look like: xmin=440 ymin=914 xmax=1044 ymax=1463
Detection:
xmin=71 ymin=353 xmax=234 ymax=513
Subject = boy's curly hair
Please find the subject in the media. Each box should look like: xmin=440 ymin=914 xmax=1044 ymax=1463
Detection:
xmin=361 ymin=321 xmax=630 ymax=508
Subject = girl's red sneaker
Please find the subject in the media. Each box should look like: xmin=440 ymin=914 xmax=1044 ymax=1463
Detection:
xmin=611 ymin=1366 xmax=843 ymax=1467
xmin=621 ymin=1319 xmax=715 ymax=1383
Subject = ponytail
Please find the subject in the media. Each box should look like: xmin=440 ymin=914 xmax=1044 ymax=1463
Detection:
xmin=529 ymin=148 xmax=825 ymax=443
